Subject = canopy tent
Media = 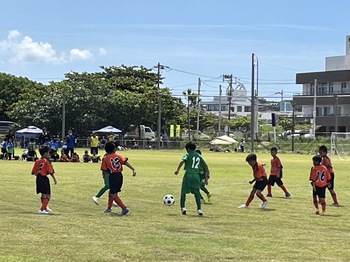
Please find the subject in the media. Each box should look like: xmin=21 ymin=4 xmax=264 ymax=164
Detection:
xmin=216 ymin=135 xmax=237 ymax=144
xmin=94 ymin=126 xmax=122 ymax=134
xmin=210 ymin=138 xmax=234 ymax=145
xmin=15 ymin=126 xmax=44 ymax=139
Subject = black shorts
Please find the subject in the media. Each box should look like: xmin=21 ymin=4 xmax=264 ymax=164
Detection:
xmin=36 ymin=175 xmax=51 ymax=195
xmin=109 ymin=172 xmax=123 ymax=194
xmin=90 ymin=147 xmax=98 ymax=155
xmin=328 ymin=173 xmax=335 ymax=190
xmin=313 ymin=186 xmax=327 ymax=198
xmin=253 ymin=176 xmax=267 ymax=191
xmin=1 ymin=148 xmax=7 ymax=154
xmin=268 ymin=175 xmax=283 ymax=186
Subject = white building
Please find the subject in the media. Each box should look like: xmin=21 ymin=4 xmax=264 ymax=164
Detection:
xmin=295 ymin=35 xmax=350 ymax=134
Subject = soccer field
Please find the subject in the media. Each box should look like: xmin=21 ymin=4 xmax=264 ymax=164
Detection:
xmin=0 ymin=149 xmax=349 ymax=262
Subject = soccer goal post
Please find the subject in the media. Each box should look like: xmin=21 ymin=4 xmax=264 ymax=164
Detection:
xmin=331 ymin=132 xmax=350 ymax=160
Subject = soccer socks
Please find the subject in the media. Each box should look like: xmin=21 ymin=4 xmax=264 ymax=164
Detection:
xmin=107 ymin=196 xmax=114 ymax=209
xmin=331 ymin=192 xmax=339 ymax=204
xmin=114 ymin=196 xmax=126 ymax=210
xmin=267 ymin=185 xmax=272 ymax=195
xmin=313 ymin=197 xmax=319 ymax=209
xmin=321 ymin=202 xmax=326 ymax=213
xmin=96 ymin=185 xmax=109 ymax=198
xmin=279 ymin=185 xmax=289 ymax=194
xmin=40 ymin=197 xmax=49 ymax=211
xmin=257 ymin=194 xmax=267 ymax=202
xmin=245 ymin=194 xmax=254 ymax=206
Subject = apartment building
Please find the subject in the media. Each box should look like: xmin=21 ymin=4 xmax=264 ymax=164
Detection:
xmin=294 ymin=35 xmax=350 ymax=134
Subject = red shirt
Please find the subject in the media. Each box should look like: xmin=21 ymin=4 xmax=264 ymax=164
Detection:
xmin=252 ymin=162 xmax=267 ymax=180
xmin=31 ymin=158 xmax=54 ymax=177
xmin=270 ymin=156 xmax=282 ymax=176
xmin=309 ymin=165 xmax=331 ymax=187
xmin=321 ymin=155 xmax=335 ymax=174
xmin=101 ymin=153 xmax=127 ymax=173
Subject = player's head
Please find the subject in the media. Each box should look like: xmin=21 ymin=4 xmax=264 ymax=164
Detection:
xmin=39 ymin=145 xmax=50 ymax=157
xmin=185 ymin=142 xmax=196 ymax=152
xmin=105 ymin=141 xmax=116 ymax=154
xmin=195 ymin=149 xmax=202 ymax=155
xmin=312 ymin=155 xmax=322 ymax=165
xmin=318 ymin=145 xmax=328 ymax=156
xmin=246 ymin=153 xmax=257 ymax=162
xmin=270 ymin=147 xmax=278 ymax=156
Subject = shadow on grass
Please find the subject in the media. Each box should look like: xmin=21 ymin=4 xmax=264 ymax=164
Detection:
xmin=259 ymin=208 xmax=276 ymax=212
xmin=19 ymin=211 xmax=62 ymax=216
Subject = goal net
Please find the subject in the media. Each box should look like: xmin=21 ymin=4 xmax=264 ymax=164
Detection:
xmin=331 ymin=132 xmax=350 ymax=160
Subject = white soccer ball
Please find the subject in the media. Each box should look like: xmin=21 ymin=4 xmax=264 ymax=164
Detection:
xmin=163 ymin=194 xmax=175 ymax=206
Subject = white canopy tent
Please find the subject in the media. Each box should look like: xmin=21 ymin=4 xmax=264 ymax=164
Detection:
xmin=216 ymin=135 xmax=237 ymax=144
xmin=94 ymin=126 xmax=122 ymax=134
xmin=15 ymin=126 xmax=43 ymax=139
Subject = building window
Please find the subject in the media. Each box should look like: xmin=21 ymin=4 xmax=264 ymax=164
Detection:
xmin=244 ymin=107 xmax=250 ymax=112
xmin=341 ymin=82 xmax=347 ymax=93
xmin=237 ymin=106 xmax=242 ymax=112
xmin=319 ymin=83 xmax=327 ymax=94
xmin=324 ymin=107 xmax=331 ymax=116
xmin=316 ymin=107 xmax=322 ymax=116
xmin=329 ymin=82 xmax=334 ymax=94
xmin=221 ymin=105 xmax=226 ymax=111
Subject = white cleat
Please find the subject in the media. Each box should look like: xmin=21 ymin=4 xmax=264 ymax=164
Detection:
xmin=238 ymin=204 xmax=248 ymax=208
xmin=45 ymin=207 xmax=53 ymax=212
xmin=197 ymin=209 xmax=203 ymax=216
xmin=260 ymin=201 xmax=268 ymax=209
xmin=38 ymin=210 xmax=49 ymax=214
xmin=92 ymin=196 xmax=99 ymax=205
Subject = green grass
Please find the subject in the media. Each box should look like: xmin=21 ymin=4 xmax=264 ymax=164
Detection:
xmin=1 ymin=149 xmax=350 ymax=262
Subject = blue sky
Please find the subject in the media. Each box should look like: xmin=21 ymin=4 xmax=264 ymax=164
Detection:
xmin=0 ymin=1 xmax=349 ymax=101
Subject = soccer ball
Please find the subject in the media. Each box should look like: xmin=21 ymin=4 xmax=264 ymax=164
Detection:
xmin=163 ymin=194 xmax=175 ymax=206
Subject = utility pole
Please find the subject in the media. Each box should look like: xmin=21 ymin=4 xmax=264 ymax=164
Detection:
xmin=156 ymin=62 xmax=166 ymax=150
xmin=251 ymin=53 xmax=255 ymax=153
xmin=313 ymin=78 xmax=317 ymax=138
xmin=218 ymin=85 xmax=222 ymax=135
xmin=61 ymin=89 xmax=66 ymax=141
xmin=196 ymin=78 xmax=201 ymax=133
xmin=223 ymin=74 xmax=233 ymax=120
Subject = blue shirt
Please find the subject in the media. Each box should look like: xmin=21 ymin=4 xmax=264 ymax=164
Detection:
xmin=66 ymin=135 xmax=76 ymax=148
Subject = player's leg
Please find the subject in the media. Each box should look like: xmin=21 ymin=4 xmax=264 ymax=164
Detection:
xmin=328 ymin=174 xmax=339 ymax=206
xmin=312 ymin=189 xmax=319 ymax=214
xmin=180 ymin=179 xmax=191 ymax=214
xmin=92 ymin=174 xmax=110 ymax=204
xmin=267 ymin=176 xmax=274 ymax=197
xmin=276 ymin=178 xmax=291 ymax=198
xmin=242 ymin=188 xmax=256 ymax=207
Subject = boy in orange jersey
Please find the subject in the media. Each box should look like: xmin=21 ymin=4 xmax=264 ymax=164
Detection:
xmin=101 ymin=142 xmax=136 ymax=215
xmin=31 ymin=146 xmax=57 ymax=214
xmin=239 ymin=153 xmax=268 ymax=209
xmin=319 ymin=145 xmax=339 ymax=206
xmin=266 ymin=147 xmax=291 ymax=198
xmin=309 ymin=155 xmax=331 ymax=215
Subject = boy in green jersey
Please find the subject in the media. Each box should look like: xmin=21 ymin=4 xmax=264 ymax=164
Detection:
xmin=175 ymin=142 xmax=210 ymax=216
xmin=196 ymin=150 xmax=212 ymax=203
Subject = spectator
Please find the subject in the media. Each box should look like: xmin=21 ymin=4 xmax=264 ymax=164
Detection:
xmin=90 ymin=132 xmax=99 ymax=156
xmin=83 ymin=150 xmax=92 ymax=163
xmin=66 ymin=129 xmax=76 ymax=158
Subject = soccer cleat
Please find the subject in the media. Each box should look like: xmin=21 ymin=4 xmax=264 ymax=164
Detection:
xmin=266 ymin=194 xmax=273 ymax=197
xmin=238 ymin=204 xmax=248 ymax=208
xmin=45 ymin=207 xmax=53 ymax=212
xmin=103 ymin=208 xmax=112 ymax=213
xmin=92 ymin=196 xmax=99 ymax=205
xmin=333 ymin=203 xmax=340 ymax=207
xmin=315 ymin=210 xmax=320 ymax=215
xmin=197 ymin=209 xmax=203 ymax=216
xmin=38 ymin=210 xmax=49 ymax=214
xmin=260 ymin=201 xmax=268 ymax=209
xmin=285 ymin=193 xmax=291 ymax=199
xmin=112 ymin=201 xmax=119 ymax=207
xmin=207 ymin=193 xmax=212 ymax=202
xmin=181 ymin=207 xmax=187 ymax=215
xmin=121 ymin=208 xmax=129 ymax=216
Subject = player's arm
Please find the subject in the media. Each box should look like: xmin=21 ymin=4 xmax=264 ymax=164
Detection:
xmin=124 ymin=161 xmax=136 ymax=176
xmin=50 ymin=173 xmax=57 ymax=185
xmin=174 ymin=160 xmax=185 ymax=175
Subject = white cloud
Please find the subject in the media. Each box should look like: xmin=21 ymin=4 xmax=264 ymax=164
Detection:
xmin=70 ymin=48 xmax=92 ymax=61
xmin=0 ymin=30 xmax=96 ymax=64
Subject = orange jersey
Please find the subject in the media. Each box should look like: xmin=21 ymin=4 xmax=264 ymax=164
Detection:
xmin=101 ymin=153 xmax=127 ymax=173
xmin=309 ymin=165 xmax=331 ymax=187
xmin=321 ymin=155 xmax=335 ymax=174
xmin=31 ymin=158 xmax=54 ymax=177
xmin=252 ymin=162 xmax=267 ymax=179
xmin=270 ymin=156 xmax=282 ymax=175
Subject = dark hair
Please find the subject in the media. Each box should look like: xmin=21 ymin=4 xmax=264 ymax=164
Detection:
xmin=39 ymin=146 xmax=50 ymax=156
xmin=195 ymin=149 xmax=202 ymax=155
xmin=105 ymin=141 xmax=116 ymax=154
xmin=312 ymin=155 xmax=322 ymax=163
xmin=246 ymin=153 xmax=257 ymax=162
xmin=271 ymin=147 xmax=278 ymax=152
xmin=185 ymin=142 xmax=196 ymax=151
xmin=319 ymin=145 xmax=328 ymax=153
